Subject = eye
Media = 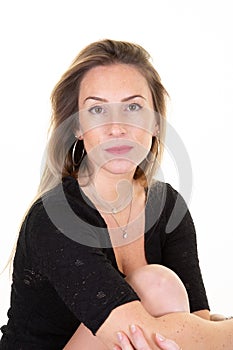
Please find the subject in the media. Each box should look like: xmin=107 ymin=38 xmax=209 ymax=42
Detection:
xmin=88 ymin=105 xmax=105 ymax=115
xmin=126 ymin=103 xmax=142 ymax=112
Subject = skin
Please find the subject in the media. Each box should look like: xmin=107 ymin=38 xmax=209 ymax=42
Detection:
xmin=77 ymin=64 xmax=158 ymax=193
xmin=113 ymin=325 xmax=181 ymax=350
xmin=63 ymin=63 xmax=233 ymax=350
xmin=63 ymin=264 xmax=187 ymax=350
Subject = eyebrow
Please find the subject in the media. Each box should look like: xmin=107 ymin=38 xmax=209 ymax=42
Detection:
xmin=83 ymin=95 xmax=146 ymax=104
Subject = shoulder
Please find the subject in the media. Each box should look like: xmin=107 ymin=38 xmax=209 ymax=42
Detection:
xmin=148 ymin=180 xmax=180 ymax=210
xmin=24 ymin=185 xmax=64 ymax=246
xmin=147 ymin=180 xmax=190 ymax=234
xmin=27 ymin=176 xmax=100 ymax=227
xmin=24 ymin=177 xmax=109 ymax=249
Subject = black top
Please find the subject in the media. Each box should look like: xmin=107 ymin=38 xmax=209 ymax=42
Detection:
xmin=0 ymin=176 xmax=209 ymax=350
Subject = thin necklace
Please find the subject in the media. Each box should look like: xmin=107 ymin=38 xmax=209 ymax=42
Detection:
xmin=88 ymin=181 xmax=133 ymax=214
xmin=110 ymin=199 xmax=133 ymax=239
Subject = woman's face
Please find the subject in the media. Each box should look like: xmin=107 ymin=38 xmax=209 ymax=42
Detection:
xmin=78 ymin=64 xmax=159 ymax=176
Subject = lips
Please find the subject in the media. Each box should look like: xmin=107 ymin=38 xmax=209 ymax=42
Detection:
xmin=105 ymin=145 xmax=133 ymax=155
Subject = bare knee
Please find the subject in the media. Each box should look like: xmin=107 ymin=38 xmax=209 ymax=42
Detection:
xmin=126 ymin=264 xmax=190 ymax=317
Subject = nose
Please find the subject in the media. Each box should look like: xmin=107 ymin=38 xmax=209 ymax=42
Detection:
xmin=107 ymin=122 xmax=127 ymax=136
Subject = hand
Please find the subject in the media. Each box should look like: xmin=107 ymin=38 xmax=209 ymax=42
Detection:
xmin=113 ymin=324 xmax=181 ymax=350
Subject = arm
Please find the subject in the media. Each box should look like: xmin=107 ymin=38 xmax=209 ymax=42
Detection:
xmin=30 ymin=189 xmax=232 ymax=349
xmin=193 ymin=309 xmax=210 ymax=320
xmin=97 ymin=304 xmax=233 ymax=350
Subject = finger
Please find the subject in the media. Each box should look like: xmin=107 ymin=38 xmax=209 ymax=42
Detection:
xmin=115 ymin=331 xmax=134 ymax=350
xmin=129 ymin=324 xmax=152 ymax=349
xmin=113 ymin=345 xmax=122 ymax=350
xmin=155 ymin=333 xmax=181 ymax=350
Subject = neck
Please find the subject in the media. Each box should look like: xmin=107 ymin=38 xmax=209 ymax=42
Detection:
xmin=78 ymin=166 xmax=136 ymax=213
xmin=93 ymin=168 xmax=135 ymax=203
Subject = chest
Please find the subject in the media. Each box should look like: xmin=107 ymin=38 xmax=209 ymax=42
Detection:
xmin=113 ymin=236 xmax=148 ymax=276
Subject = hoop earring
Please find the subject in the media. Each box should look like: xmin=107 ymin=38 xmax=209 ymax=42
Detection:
xmin=155 ymin=137 xmax=160 ymax=158
xmin=145 ymin=137 xmax=160 ymax=163
xmin=72 ymin=140 xmax=84 ymax=172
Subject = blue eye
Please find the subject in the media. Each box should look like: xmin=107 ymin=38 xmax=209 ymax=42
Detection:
xmin=88 ymin=106 xmax=105 ymax=115
xmin=126 ymin=103 xmax=142 ymax=112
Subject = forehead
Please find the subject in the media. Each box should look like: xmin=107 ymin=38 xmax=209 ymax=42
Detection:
xmin=79 ymin=64 xmax=152 ymax=103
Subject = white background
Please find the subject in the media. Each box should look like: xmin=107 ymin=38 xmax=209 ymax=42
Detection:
xmin=0 ymin=0 xmax=233 ymax=326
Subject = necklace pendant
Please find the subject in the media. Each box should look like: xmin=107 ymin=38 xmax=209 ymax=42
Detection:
xmin=111 ymin=208 xmax=117 ymax=214
xmin=122 ymin=230 xmax=128 ymax=239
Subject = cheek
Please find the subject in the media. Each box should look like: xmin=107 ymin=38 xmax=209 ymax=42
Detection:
xmin=82 ymin=129 xmax=103 ymax=154
xmin=134 ymin=129 xmax=153 ymax=148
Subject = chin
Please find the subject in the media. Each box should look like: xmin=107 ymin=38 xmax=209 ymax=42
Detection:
xmin=102 ymin=159 xmax=137 ymax=175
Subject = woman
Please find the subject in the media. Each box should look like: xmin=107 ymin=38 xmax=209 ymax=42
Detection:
xmin=1 ymin=39 xmax=232 ymax=350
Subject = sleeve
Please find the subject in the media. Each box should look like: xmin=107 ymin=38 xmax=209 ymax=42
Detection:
xmin=26 ymin=201 xmax=140 ymax=335
xmin=161 ymin=184 xmax=210 ymax=313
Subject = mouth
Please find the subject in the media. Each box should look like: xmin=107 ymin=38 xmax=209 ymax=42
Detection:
xmin=104 ymin=145 xmax=134 ymax=155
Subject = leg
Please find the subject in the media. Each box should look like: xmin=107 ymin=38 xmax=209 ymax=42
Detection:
xmin=64 ymin=264 xmax=189 ymax=349
xmin=125 ymin=264 xmax=190 ymax=317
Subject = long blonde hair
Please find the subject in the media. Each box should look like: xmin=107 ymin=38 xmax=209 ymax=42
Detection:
xmin=38 ymin=39 xmax=168 ymax=197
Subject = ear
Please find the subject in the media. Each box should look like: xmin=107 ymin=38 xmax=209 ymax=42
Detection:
xmin=77 ymin=134 xmax=83 ymax=140
xmin=152 ymin=123 xmax=160 ymax=137
xmin=75 ymin=130 xmax=83 ymax=140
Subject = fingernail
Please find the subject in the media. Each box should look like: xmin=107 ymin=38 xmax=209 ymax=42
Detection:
xmin=156 ymin=333 xmax=166 ymax=342
xmin=130 ymin=324 xmax=137 ymax=333
xmin=117 ymin=332 xmax=123 ymax=342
